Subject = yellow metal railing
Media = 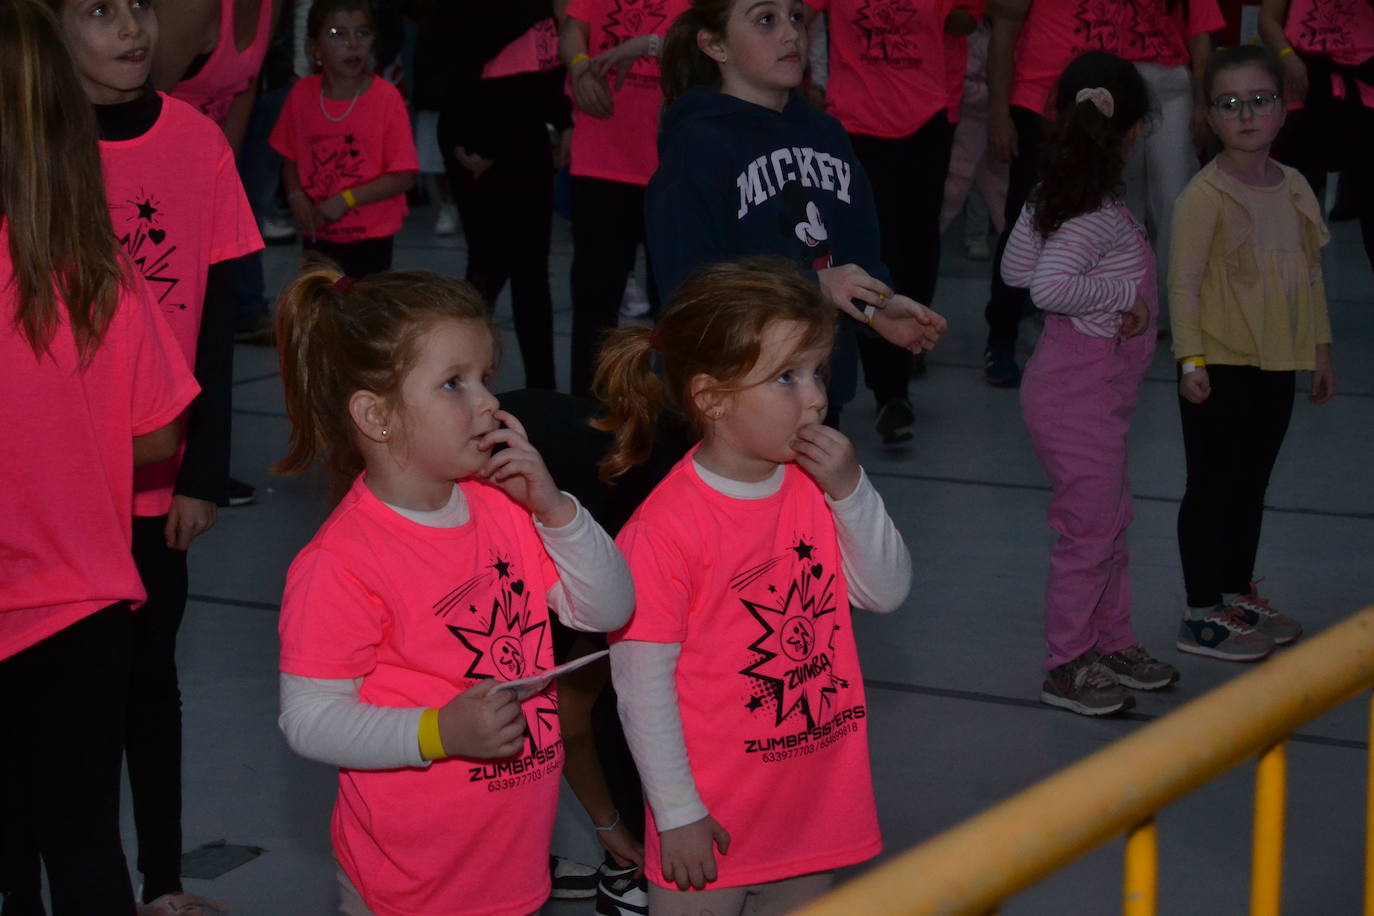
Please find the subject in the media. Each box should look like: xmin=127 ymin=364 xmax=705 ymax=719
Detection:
xmin=795 ymin=604 xmax=1374 ymax=916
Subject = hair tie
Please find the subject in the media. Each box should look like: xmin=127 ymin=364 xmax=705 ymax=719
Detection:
xmin=1074 ymin=87 xmax=1115 ymax=119
xmin=333 ymin=276 xmax=355 ymax=294
xmin=648 ymin=325 xmax=662 ymax=352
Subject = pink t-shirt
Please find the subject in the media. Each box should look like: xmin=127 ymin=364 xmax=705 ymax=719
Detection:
xmin=611 ymin=456 xmax=881 ymax=889
xmin=279 ymin=476 xmax=564 ymax=916
xmin=269 ymin=75 xmax=419 ymax=243
xmin=810 ymin=0 xmax=953 ymax=137
xmin=944 ymin=0 xmax=988 ymax=121
xmin=565 ymin=0 xmax=690 ymax=185
xmin=171 ymin=0 xmax=274 ymax=126
xmin=1010 ymin=0 xmax=1222 ymax=113
xmin=102 ymin=94 xmax=263 ymax=517
xmin=483 ymin=19 xmax=561 ymax=79
xmin=1285 ymin=0 xmax=1374 ymax=106
xmin=0 ymin=244 xmax=198 ymax=660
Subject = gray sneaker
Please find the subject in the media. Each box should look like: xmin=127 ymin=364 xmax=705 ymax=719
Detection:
xmin=1230 ymin=584 xmax=1302 ymax=646
xmin=1099 ymin=644 xmax=1180 ymax=690
xmin=1177 ymin=605 xmax=1275 ymax=661
xmin=1041 ymin=652 xmax=1131 ymax=716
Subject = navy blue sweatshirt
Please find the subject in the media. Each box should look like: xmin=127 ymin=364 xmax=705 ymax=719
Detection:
xmin=646 ymin=86 xmax=891 ymax=302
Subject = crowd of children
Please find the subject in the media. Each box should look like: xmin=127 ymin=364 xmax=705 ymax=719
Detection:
xmin=0 ymin=0 xmax=1365 ymax=912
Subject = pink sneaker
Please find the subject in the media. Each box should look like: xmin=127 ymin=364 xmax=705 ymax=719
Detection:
xmin=1230 ymin=581 xmax=1302 ymax=646
xmin=139 ymin=892 xmax=229 ymax=916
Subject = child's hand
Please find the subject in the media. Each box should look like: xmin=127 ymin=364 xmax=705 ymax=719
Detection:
xmin=873 ymin=295 xmax=948 ymax=353
xmin=1179 ymin=366 xmax=1211 ymax=405
xmin=659 ymin=815 xmax=731 ymax=891
xmin=436 ymin=679 xmax=526 ymax=759
xmin=793 ymin=424 xmax=861 ymax=500
xmin=164 ymin=495 xmax=217 ymax=551
xmin=288 ymin=193 xmax=317 ymax=239
xmin=818 ymin=264 xmax=893 ymax=316
xmin=317 ymin=194 xmax=349 ymax=223
xmin=1120 ymin=296 xmax=1151 ymax=338
xmin=597 ymin=819 xmax=645 ymax=877
xmin=477 ymin=410 xmax=575 ymax=527
xmin=571 ymin=64 xmax=614 ymax=118
xmin=1310 ymin=344 xmax=1334 ymax=404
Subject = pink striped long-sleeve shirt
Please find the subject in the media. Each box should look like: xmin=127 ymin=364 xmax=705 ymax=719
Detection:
xmin=1001 ymin=200 xmax=1153 ymax=339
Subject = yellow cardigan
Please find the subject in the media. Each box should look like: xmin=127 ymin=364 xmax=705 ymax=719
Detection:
xmin=1168 ymin=159 xmax=1331 ymax=371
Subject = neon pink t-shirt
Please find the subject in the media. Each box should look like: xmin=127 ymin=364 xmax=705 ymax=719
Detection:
xmin=101 ymin=94 xmax=263 ymax=517
xmin=279 ymin=476 xmax=564 ymax=916
xmin=611 ymin=456 xmax=881 ymax=889
xmin=944 ymin=0 xmax=988 ymax=121
xmin=483 ymin=19 xmax=561 ymax=79
xmin=171 ymin=0 xmax=274 ymax=127
xmin=1285 ymin=0 xmax=1374 ymax=106
xmin=1010 ymin=0 xmax=1221 ymax=113
xmin=565 ymin=0 xmax=690 ymax=186
xmin=810 ymin=0 xmax=952 ymax=137
xmin=0 ymin=245 xmax=198 ymax=660
xmin=269 ymin=75 xmax=419 ymax=243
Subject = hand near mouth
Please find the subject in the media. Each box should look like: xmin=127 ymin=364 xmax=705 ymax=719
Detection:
xmin=476 ymin=410 xmax=575 ymax=527
xmin=792 ymin=424 xmax=860 ymax=500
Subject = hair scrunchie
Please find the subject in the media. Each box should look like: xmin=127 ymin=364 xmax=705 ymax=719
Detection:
xmin=1074 ymin=86 xmax=1115 ymax=118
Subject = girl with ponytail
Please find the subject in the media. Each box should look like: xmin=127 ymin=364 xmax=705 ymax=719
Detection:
xmin=271 ymin=264 xmax=632 ymax=915
xmin=1001 ymin=51 xmax=1179 ymax=717
xmin=595 ymin=256 xmax=912 ymax=910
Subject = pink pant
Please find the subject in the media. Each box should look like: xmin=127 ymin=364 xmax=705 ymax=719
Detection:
xmin=1020 ymin=316 xmax=1155 ymax=669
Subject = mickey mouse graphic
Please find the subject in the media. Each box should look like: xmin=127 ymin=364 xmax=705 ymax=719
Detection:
xmin=779 ymin=181 xmax=834 ymax=271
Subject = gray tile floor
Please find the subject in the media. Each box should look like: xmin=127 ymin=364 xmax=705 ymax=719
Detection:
xmin=144 ymin=205 xmax=1373 ymax=914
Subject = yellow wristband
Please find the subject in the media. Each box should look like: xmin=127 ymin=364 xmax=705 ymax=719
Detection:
xmin=340 ymin=188 xmax=358 ymax=209
xmin=418 ymin=708 xmax=448 ymax=761
xmin=569 ymin=52 xmax=590 ymax=68
xmin=1177 ymin=355 xmax=1206 ymax=367
xmin=1277 ymin=46 xmax=1295 ymax=59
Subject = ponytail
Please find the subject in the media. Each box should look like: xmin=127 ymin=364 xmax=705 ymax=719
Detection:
xmin=592 ymin=256 xmax=833 ymax=482
xmin=660 ymin=1 xmax=733 ymax=110
xmin=273 ymin=262 xmax=492 ymax=502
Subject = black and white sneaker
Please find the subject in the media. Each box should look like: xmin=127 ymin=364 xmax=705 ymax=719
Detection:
xmin=549 ymin=855 xmax=598 ymax=900
xmin=596 ymin=863 xmax=648 ymax=916
xmin=874 ymin=397 xmax=915 ymax=446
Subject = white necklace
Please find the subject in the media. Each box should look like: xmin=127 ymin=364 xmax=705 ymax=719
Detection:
xmin=319 ymin=84 xmax=361 ymax=123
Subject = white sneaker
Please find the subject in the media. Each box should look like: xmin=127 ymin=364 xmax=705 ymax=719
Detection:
xmin=434 ymin=204 xmax=458 ymax=237
xmin=619 ymin=277 xmax=651 ymax=318
xmin=259 ymin=215 xmax=296 ymax=244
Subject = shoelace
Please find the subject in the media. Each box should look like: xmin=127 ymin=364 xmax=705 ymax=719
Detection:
xmin=1075 ymin=661 xmax=1119 ymax=691
xmin=1213 ymin=605 xmax=1257 ymax=630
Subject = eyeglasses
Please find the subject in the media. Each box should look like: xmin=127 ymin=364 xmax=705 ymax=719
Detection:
xmin=324 ymin=26 xmax=375 ymax=45
xmin=1211 ymin=92 xmax=1283 ymax=119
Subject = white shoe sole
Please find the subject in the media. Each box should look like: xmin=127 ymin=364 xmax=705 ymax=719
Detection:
xmin=1176 ymin=639 xmax=1273 ymax=662
xmin=1039 ymin=690 xmax=1128 ymax=716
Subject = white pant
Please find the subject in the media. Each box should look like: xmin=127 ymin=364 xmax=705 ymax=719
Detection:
xmin=1123 ymin=62 xmax=1200 ymax=323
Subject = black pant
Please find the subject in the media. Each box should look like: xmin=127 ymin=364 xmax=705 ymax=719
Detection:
xmin=849 ymin=113 xmax=954 ymax=404
xmin=448 ymin=152 xmax=558 ymax=390
xmin=126 ymin=516 xmax=190 ymax=901
xmin=0 ymin=604 xmax=136 ymax=916
xmin=303 ymin=235 xmax=395 ymax=279
xmin=1274 ymin=70 xmax=1374 ymax=275
xmin=986 ymin=106 xmax=1048 ymax=351
xmin=569 ymin=176 xmax=656 ymax=398
xmin=1177 ymin=365 xmax=1295 ymax=607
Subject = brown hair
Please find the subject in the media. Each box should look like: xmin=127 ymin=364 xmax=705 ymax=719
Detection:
xmin=274 ymin=262 xmax=493 ymax=500
xmin=1202 ymin=45 xmax=1283 ymax=102
xmin=660 ymin=0 xmax=733 ymax=109
xmin=307 ymin=0 xmax=374 ymax=41
xmin=2 ymin=0 xmax=124 ymax=363
xmin=591 ymin=256 xmax=834 ymax=482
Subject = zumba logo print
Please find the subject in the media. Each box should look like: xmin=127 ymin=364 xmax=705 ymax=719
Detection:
xmin=442 ymin=554 xmax=558 ymax=751
xmin=853 ymin=0 xmax=924 ymax=68
xmin=1295 ymin=0 xmax=1357 ymax=52
xmin=111 ymin=189 xmax=184 ymax=313
xmin=305 ymin=132 xmax=366 ymax=200
xmin=1120 ymin=0 xmax=1176 ymax=60
xmin=1070 ymin=0 xmax=1122 ymax=51
xmin=737 ymin=538 xmax=850 ymax=730
xmin=533 ymin=19 xmax=560 ymax=69
xmin=598 ymin=0 xmax=670 ymax=51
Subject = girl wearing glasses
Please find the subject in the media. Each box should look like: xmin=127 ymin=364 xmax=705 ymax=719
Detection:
xmin=1169 ymin=45 xmax=1333 ymax=662
xmin=269 ymin=0 xmax=418 ymax=278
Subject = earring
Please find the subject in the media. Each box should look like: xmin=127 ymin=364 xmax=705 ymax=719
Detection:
xmin=381 ymin=428 xmax=389 ymax=438
xmin=710 ymin=407 xmax=724 ymax=420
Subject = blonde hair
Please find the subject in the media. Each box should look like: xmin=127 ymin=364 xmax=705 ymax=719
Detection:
xmin=2 ymin=0 xmax=124 ymax=363
xmin=274 ymin=262 xmax=494 ymax=500
xmin=592 ymin=256 xmax=833 ymax=482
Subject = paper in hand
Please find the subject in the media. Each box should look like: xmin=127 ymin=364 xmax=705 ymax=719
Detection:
xmin=490 ymin=649 xmax=610 ymax=700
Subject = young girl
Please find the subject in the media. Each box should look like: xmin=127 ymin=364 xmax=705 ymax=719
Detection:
xmin=595 ymin=257 xmax=912 ymax=912
xmin=1169 ymin=45 xmax=1332 ymax=661
xmin=49 ymin=0 xmax=263 ymax=912
xmin=272 ymin=267 xmax=634 ymax=915
xmin=648 ymin=0 xmax=947 ymax=430
xmin=0 ymin=2 xmax=197 ymax=912
xmin=269 ymin=0 xmax=418 ymax=278
xmin=1002 ymin=51 xmax=1178 ymax=717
